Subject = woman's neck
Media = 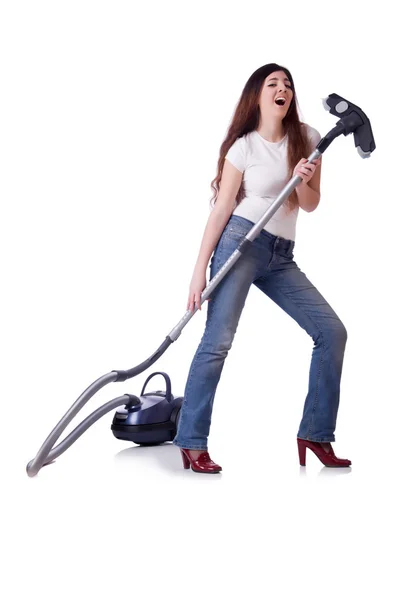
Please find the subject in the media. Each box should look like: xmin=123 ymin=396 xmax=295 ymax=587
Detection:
xmin=256 ymin=119 xmax=285 ymax=143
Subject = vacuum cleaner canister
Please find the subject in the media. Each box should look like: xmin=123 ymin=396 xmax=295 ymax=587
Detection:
xmin=111 ymin=371 xmax=183 ymax=445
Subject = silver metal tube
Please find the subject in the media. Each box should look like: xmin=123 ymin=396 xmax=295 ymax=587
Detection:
xmin=245 ymin=149 xmax=321 ymax=240
xmin=168 ymin=149 xmax=321 ymax=342
xmin=168 ymin=247 xmax=243 ymax=341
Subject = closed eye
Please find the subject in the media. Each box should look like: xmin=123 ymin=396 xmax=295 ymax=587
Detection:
xmin=269 ymin=84 xmax=292 ymax=89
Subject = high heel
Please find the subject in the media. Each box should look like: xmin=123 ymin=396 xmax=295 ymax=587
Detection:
xmin=297 ymin=438 xmax=351 ymax=468
xmin=181 ymin=450 xmax=191 ymax=469
xmin=180 ymin=449 xmax=222 ymax=473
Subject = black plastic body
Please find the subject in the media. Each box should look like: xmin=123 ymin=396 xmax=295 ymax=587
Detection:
xmin=111 ymin=371 xmax=183 ymax=445
xmin=322 ymin=93 xmax=375 ymax=155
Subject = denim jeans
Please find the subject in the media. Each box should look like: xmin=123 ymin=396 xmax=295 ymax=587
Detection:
xmin=173 ymin=215 xmax=347 ymax=450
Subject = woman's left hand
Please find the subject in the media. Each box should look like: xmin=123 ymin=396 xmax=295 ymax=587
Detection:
xmin=293 ymin=157 xmax=322 ymax=184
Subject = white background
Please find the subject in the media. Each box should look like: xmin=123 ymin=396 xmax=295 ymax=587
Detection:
xmin=1 ymin=1 xmax=396 ymax=598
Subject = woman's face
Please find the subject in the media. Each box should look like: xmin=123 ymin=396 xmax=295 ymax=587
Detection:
xmin=259 ymin=70 xmax=294 ymax=117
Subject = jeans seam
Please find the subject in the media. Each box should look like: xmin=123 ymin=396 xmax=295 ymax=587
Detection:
xmin=175 ymin=348 xmax=200 ymax=443
xmin=266 ymin=244 xmax=276 ymax=269
xmin=173 ymin=442 xmax=208 ymax=450
xmin=307 ymin=331 xmax=324 ymax=439
xmin=297 ymin=436 xmax=334 ymax=442
xmin=207 ymin=235 xmax=227 ymax=329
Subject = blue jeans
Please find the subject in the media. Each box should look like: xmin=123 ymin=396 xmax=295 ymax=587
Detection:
xmin=173 ymin=215 xmax=347 ymax=450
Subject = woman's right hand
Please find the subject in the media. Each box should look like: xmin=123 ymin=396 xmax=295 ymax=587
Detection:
xmin=187 ymin=268 xmax=208 ymax=312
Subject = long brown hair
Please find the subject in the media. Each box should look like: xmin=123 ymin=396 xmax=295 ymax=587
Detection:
xmin=209 ymin=63 xmax=311 ymax=213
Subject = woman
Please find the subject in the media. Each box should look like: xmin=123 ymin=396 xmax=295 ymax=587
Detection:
xmin=173 ymin=63 xmax=351 ymax=473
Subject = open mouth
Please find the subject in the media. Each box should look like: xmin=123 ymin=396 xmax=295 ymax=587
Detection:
xmin=275 ymin=97 xmax=286 ymax=106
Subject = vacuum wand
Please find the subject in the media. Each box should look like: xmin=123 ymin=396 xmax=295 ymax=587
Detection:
xmin=168 ymin=150 xmax=321 ymax=340
xmin=26 ymin=93 xmax=375 ymax=477
xmin=167 ymin=93 xmax=375 ymax=343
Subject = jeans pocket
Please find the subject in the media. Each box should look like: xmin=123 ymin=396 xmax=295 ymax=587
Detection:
xmin=224 ymin=225 xmax=249 ymax=244
xmin=278 ymin=249 xmax=294 ymax=261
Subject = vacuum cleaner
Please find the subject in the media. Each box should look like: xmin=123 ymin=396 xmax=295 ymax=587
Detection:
xmin=26 ymin=93 xmax=376 ymax=477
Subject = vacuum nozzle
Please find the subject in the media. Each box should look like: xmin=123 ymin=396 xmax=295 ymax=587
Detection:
xmin=322 ymin=93 xmax=376 ymax=158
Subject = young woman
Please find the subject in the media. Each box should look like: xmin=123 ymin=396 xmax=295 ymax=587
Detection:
xmin=173 ymin=63 xmax=351 ymax=473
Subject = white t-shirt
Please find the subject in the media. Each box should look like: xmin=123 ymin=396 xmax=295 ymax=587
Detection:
xmin=224 ymin=123 xmax=322 ymax=241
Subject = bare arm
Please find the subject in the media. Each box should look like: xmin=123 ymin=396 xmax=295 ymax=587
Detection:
xmin=187 ymin=159 xmax=243 ymax=311
xmin=296 ymin=157 xmax=322 ymax=212
xmin=194 ymin=159 xmax=243 ymax=272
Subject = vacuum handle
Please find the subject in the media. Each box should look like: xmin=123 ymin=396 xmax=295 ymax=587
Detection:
xmin=140 ymin=371 xmax=172 ymax=402
xmin=115 ymin=92 xmax=377 ymax=375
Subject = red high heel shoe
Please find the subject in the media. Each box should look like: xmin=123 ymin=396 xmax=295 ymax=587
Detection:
xmin=180 ymin=449 xmax=222 ymax=473
xmin=297 ymin=438 xmax=351 ymax=468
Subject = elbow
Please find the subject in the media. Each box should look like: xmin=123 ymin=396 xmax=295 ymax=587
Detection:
xmin=305 ymin=202 xmax=319 ymax=213
xmin=301 ymin=192 xmax=320 ymax=213
xmin=312 ymin=193 xmax=321 ymax=212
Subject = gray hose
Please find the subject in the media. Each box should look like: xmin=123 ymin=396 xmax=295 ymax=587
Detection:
xmin=26 ymin=371 xmax=118 ymax=477
xmin=33 ymin=395 xmax=133 ymax=466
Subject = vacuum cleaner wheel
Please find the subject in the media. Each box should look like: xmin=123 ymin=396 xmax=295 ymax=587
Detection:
xmin=132 ymin=405 xmax=181 ymax=446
